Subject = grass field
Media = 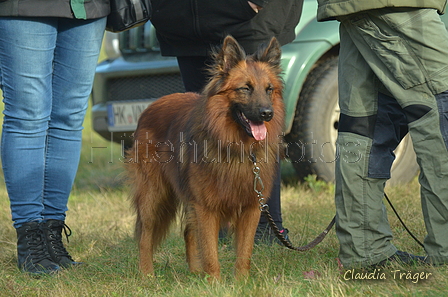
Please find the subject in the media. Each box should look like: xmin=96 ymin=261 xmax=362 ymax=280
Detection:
xmin=0 ymin=74 xmax=447 ymax=296
xmin=0 ymin=107 xmax=446 ymax=296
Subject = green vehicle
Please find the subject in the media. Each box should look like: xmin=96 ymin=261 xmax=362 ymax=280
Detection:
xmin=91 ymin=0 xmax=448 ymax=184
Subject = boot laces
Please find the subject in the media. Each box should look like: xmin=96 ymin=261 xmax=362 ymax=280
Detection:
xmin=25 ymin=225 xmax=52 ymax=264
xmin=44 ymin=223 xmax=73 ymax=260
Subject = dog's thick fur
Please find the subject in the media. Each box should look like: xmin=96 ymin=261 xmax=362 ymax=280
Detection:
xmin=126 ymin=36 xmax=285 ymax=279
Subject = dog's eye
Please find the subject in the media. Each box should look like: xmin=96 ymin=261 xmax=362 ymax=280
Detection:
xmin=266 ymin=85 xmax=274 ymax=94
xmin=236 ymin=86 xmax=251 ymax=93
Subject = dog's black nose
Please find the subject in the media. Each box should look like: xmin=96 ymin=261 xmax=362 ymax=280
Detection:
xmin=259 ymin=108 xmax=273 ymax=121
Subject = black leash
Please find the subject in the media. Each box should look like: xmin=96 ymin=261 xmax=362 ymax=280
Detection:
xmin=261 ymin=192 xmax=424 ymax=251
xmin=251 ymin=156 xmax=334 ymax=251
xmin=384 ymin=192 xmax=425 ymax=248
xmin=262 ymin=208 xmax=335 ymax=251
xmin=251 ymin=154 xmax=424 ymax=251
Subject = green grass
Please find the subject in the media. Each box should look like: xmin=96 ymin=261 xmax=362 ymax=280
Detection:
xmin=0 ymin=112 xmax=446 ymax=296
xmin=0 ymin=75 xmax=447 ymax=297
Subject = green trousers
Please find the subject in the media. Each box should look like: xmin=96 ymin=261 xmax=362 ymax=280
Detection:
xmin=336 ymin=8 xmax=448 ymax=267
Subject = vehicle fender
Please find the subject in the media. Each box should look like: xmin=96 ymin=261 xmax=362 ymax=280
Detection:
xmin=282 ymin=18 xmax=339 ymax=134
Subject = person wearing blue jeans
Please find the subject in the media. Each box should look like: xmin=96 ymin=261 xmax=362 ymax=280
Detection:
xmin=0 ymin=0 xmax=109 ymax=274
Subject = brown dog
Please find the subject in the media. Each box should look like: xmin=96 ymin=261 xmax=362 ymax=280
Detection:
xmin=126 ymin=35 xmax=285 ymax=280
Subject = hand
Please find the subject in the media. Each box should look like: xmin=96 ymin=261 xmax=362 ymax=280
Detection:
xmin=248 ymin=1 xmax=262 ymax=13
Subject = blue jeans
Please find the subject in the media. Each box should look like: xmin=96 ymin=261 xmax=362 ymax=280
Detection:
xmin=0 ymin=17 xmax=106 ymax=228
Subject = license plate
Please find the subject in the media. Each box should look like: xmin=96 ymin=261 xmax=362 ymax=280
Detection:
xmin=107 ymin=100 xmax=155 ymax=132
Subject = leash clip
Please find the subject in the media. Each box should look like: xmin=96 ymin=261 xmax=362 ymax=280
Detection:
xmin=252 ymin=162 xmax=269 ymax=212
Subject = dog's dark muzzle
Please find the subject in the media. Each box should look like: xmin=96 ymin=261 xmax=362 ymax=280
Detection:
xmin=234 ymin=105 xmax=274 ymax=141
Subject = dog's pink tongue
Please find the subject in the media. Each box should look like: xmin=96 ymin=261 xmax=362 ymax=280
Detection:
xmin=249 ymin=121 xmax=267 ymax=141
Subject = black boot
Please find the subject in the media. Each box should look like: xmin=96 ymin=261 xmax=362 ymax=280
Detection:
xmin=16 ymin=221 xmax=60 ymax=274
xmin=41 ymin=219 xmax=80 ymax=268
xmin=254 ymin=222 xmax=291 ymax=246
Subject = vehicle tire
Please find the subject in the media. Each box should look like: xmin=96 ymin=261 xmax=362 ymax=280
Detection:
xmin=285 ymin=55 xmax=419 ymax=186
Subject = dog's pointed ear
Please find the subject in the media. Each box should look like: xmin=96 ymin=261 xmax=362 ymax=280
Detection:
xmin=253 ymin=37 xmax=282 ymax=73
xmin=216 ymin=35 xmax=246 ymax=74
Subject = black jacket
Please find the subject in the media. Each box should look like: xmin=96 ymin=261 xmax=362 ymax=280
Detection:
xmin=151 ymin=0 xmax=304 ymax=56
xmin=0 ymin=0 xmax=110 ymax=19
